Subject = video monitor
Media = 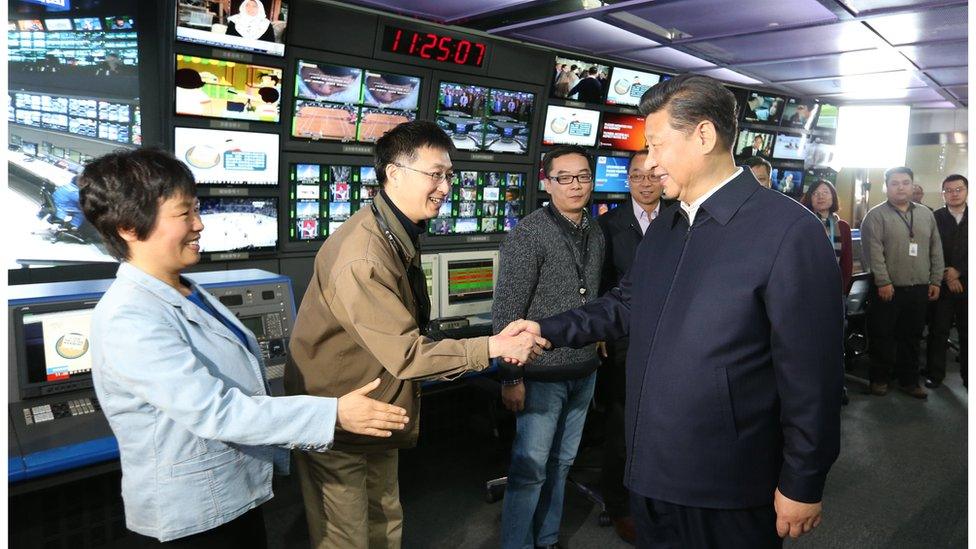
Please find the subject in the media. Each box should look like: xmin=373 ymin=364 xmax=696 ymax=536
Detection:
xmin=605 ymin=67 xmax=660 ymax=107
xmin=806 ymin=168 xmax=838 ymax=186
xmin=428 ymin=170 xmax=525 ymax=236
xmin=358 ymin=108 xmax=415 ymax=143
xmin=175 ymin=55 xmax=282 ymax=123
xmin=22 ymin=141 xmax=37 ymax=156
xmin=292 ymin=100 xmax=358 ymax=141
xmin=438 ymin=250 xmax=499 ymax=318
xmin=104 ymin=16 xmax=134 ymax=30
xmin=484 ymin=87 xmax=534 ymax=154
xmin=295 ymin=61 xmax=363 ymax=104
xmin=595 ymin=156 xmax=631 ymax=193
xmin=599 ymin=113 xmax=646 ymax=151
xmin=804 ymin=137 xmax=836 ymax=170
xmin=436 ymin=82 xmax=487 ymax=151
xmin=551 ymin=56 xmax=610 ymax=104
xmin=780 ymin=98 xmax=819 ymax=130
xmin=174 ymin=127 xmax=280 ymax=186
xmin=770 ymin=168 xmax=803 ymax=196
xmin=73 ymin=17 xmax=102 ymax=30
xmin=816 ymin=103 xmax=839 ymax=129
xmin=741 ymin=92 xmax=786 ymax=124
xmin=16 ymin=19 xmax=44 ymax=31
xmin=734 ymin=129 xmax=775 ymax=159
xmin=542 ymin=105 xmax=600 ymax=147
xmin=362 ymin=70 xmax=421 ymax=110
xmin=45 ymin=19 xmax=73 ymax=31
xmin=287 ymin=162 xmax=370 ymax=242
xmin=176 ymin=0 xmax=288 ymax=57
xmin=772 ymin=133 xmax=807 ymax=161
xmin=591 ymin=201 xmax=621 ymax=218
xmin=14 ymin=303 xmax=96 ymax=398
xmin=198 ymin=197 xmax=278 ymax=252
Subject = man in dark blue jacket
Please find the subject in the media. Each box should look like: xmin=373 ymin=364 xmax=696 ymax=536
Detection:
xmin=506 ymin=74 xmax=843 ymax=547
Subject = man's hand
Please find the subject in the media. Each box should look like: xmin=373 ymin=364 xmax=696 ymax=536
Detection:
xmin=948 ymin=278 xmax=965 ymax=294
xmin=336 ymin=378 xmax=409 ymax=437
xmin=877 ymin=284 xmax=895 ymax=302
xmin=501 ymin=381 xmax=525 ymax=412
xmin=774 ymin=488 xmax=822 ymax=539
xmin=489 ymin=330 xmax=547 ymax=365
xmin=928 ymin=284 xmax=941 ymax=301
xmin=945 ymin=267 xmax=962 ymax=282
xmin=493 ymin=319 xmax=548 ymax=365
xmin=596 ymin=341 xmax=608 ymax=358
xmin=501 ymin=319 xmax=543 ymax=338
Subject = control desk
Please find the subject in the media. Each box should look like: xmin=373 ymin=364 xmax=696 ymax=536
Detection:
xmin=7 ymin=269 xmax=297 ymax=486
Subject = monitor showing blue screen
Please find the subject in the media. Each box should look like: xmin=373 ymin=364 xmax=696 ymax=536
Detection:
xmin=594 ymin=156 xmax=630 ymax=193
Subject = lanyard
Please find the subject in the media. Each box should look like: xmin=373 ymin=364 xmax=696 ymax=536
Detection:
xmin=888 ymin=202 xmax=915 ymax=240
xmin=822 ymin=215 xmax=836 ymax=243
xmin=371 ymin=203 xmax=431 ymax=332
xmin=545 ymin=205 xmax=590 ymax=304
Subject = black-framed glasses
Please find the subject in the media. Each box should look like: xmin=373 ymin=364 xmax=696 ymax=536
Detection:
xmin=393 ymin=162 xmax=454 ymax=183
xmin=943 ymin=186 xmax=966 ymax=194
xmin=549 ymin=173 xmax=593 ymax=185
xmin=628 ymin=173 xmax=658 ymax=183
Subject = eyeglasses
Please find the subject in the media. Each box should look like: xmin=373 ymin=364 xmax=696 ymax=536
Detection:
xmin=943 ymin=186 xmax=966 ymax=194
xmin=628 ymin=174 xmax=659 ymax=183
xmin=812 ymin=190 xmax=833 ymax=198
xmin=394 ymin=163 xmax=454 ymax=183
xmin=548 ymin=173 xmax=593 ymax=185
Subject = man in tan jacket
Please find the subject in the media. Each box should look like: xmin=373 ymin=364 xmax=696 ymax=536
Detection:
xmin=285 ymin=120 xmax=545 ymax=549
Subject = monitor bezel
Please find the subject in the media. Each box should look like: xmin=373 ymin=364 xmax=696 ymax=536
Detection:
xmin=437 ymin=249 xmax=499 ymax=319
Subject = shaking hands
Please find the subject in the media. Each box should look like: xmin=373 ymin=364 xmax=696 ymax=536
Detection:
xmin=488 ymin=319 xmax=548 ymax=366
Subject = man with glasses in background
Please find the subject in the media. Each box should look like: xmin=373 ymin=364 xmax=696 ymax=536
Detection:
xmin=494 ymin=145 xmax=605 ymax=549
xmin=285 ymin=120 xmax=547 ymax=549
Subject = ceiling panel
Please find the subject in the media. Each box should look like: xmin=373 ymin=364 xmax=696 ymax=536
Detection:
xmin=863 ymin=5 xmax=968 ymax=46
xmin=925 ymin=66 xmax=968 ymax=87
xmin=617 ymin=47 xmax=716 ymax=71
xmin=691 ymin=67 xmax=763 ymax=86
xmin=787 ymin=70 xmax=928 ymax=95
xmin=742 ymin=48 xmax=912 ymax=81
xmin=945 ymin=85 xmax=968 ymax=100
xmin=838 ymin=0 xmax=961 ymax=15
xmin=337 ymin=0 xmax=535 ymax=23
xmin=684 ymin=21 xmax=884 ymax=64
xmin=898 ymin=42 xmax=968 ymax=69
xmin=820 ymin=86 xmax=946 ymax=102
xmin=511 ymin=18 xmax=659 ymax=54
xmin=620 ymin=0 xmax=836 ymax=39
xmin=910 ymin=100 xmax=961 ymax=109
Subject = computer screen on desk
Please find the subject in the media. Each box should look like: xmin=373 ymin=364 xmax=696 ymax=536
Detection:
xmin=13 ymin=301 xmax=97 ymax=399
xmin=438 ymin=250 xmax=498 ymax=318
xmin=421 ymin=253 xmax=441 ymax=320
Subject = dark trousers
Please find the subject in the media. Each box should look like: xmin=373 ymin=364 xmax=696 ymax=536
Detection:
xmin=599 ymin=341 xmax=630 ymax=519
xmin=135 ymin=506 xmax=267 ymax=548
xmin=867 ymin=284 xmax=929 ymax=387
xmin=925 ymin=294 xmax=968 ymax=384
xmin=634 ymin=497 xmax=782 ymax=549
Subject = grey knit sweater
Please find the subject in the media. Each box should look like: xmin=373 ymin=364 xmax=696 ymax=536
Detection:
xmin=492 ymin=205 xmax=605 ymax=382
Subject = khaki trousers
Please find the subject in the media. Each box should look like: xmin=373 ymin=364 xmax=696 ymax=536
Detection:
xmin=294 ymin=448 xmax=402 ymax=549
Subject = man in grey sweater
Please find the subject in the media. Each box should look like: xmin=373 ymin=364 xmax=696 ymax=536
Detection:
xmin=493 ymin=145 xmax=605 ymax=549
xmin=861 ymin=166 xmax=944 ymax=399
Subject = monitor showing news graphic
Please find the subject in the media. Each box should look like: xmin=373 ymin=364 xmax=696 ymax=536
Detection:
xmin=174 ymin=127 xmax=280 ymax=185
xmin=542 ymin=105 xmax=600 ymax=147
xmin=605 ymin=67 xmax=660 ymax=107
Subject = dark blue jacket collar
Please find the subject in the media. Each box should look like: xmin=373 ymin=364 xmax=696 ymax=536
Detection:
xmin=670 ymin=168 xmax=761 ymax=228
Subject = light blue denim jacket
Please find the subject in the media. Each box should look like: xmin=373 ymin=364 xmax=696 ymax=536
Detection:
xmin=91 ymin=262 xmax=337 ymax=541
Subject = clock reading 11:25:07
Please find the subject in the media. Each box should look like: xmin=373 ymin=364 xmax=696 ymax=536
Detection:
xmin=380 ymin=25 xmax=488 ymax=68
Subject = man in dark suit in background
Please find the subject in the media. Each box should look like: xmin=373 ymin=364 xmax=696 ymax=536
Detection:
xmin=568 ymin=66 xmax=604 ymax=103
xmin=506 ymin=74 xmax=843 ymax=547
xmin=596 ymin=147 xmax=670 ymax=543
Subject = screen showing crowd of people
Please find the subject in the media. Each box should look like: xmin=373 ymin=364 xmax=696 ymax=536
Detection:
xmin=75 ymin=74 xmax=966 ymax=548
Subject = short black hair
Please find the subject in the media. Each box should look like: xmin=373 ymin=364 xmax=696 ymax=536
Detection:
xmin=943 ymin=174 xmax=968 ymax=188
xmin=78 ymin=148 xmax=197 ymax=260
xmin=374 ymin=120 xmax=455 ymax=187
xmin=884 ymin=166 xmax=914 ymax=183
xmin=801 ymin=179 xmax=839 ymax=215
xmin=542 ymin=145 xmax=592 ymax=177
xmin=639 ymin=74 xmax=738 ymax=152
xmin=740 ymin=156 xmax=772 ymax=173
xmin=628 ymin=147 xmax=649 ymax=167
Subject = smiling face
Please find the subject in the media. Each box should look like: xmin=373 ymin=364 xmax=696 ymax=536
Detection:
xmin=811 ymin=182 xmax=833 ymax=213
xmin=123 ymin=193 xmax=204 ymax=276
xmin=543 ymin=153 xmax=593 ymax=216
xmin=628 ymin=151 xmax=663 ymax=208
xmin=642 ymin=108 xmax=703 ymax=203
xmin=384 ymin=146 xmax=452 ymax=223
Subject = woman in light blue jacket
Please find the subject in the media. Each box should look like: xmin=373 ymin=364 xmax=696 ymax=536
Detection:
xmin=77 ymin=149 xmax=409 ymax=546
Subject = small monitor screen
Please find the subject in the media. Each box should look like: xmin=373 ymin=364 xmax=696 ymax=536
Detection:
xmin=605 ymin=67 xmax=660 ymax=107
xmin=772 ymin=133 xmax=807 ymax=160
xmin=742 ymin=92 xmax=786 ymax=124
xmin=175 ymin=55 xmax=282 ymax=123
xmin=484 ymin=87 xmax=534 ymax=154
xmin=591 ymin=201 xmax=620 ymax=218
xmin=780 ymin=98 xmax=819 ymax=129
xmin=543 ymin=105 xmax=600 ymax=147
xmin=362 ymin=70 xmax=421 ymax=110
xmin=428 ymin=170 xmax=524 ymax=236
xmin=770 ymin=168 xmax=803 ymax=196
xmin=436 ymin=82 xmax=487 ymax=151
xmin=104 ymin=16 xmax=134 ymax=30
xmin=357 ymin=107 xmax=415 ymax=143
xmin=198 ymin=197 xmax=278 ymax=252
xmin=599 ymin=113 xmax=646 ymax=151
xmin=294 ymin=61 xmax=363 ymax=104
xmin=72 ymin=18 xmax=102 ymax=31
xmin=804 ymin=137 xmax=836 ymax=170
xmin=734 ymin=129 xmax=775 ymax=159
xmin=44 ymin=18 xmax=72 ymax=31
xmin=17 ymin=19 xmax=44 ymax=31
xmin=174 ymin=127 xmax=280 ymax=186
xmin=447 ymin=258 xmax=495 ymax=304
xmin=176 ymin=0 xmax=288 ymax=57
xmin=594 ymin=156 xmax=631 ymax=193
xmin=20 ymin=308 xmax=94 ymax=385
xmin=288 ymin=162 xmax=369 ymax=242
xmin=551 ymin=56 xmax=610 ymax=104
xmin=816 ymin=103 xmax=839 ymax=129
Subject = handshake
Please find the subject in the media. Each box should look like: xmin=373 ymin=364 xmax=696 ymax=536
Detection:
xmin=488 ymin=319 xmax=547 ymax=366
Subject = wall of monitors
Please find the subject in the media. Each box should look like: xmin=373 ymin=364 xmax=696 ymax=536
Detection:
xmin=435 ymin=81 xmax=535 ymax=154
xmin=427 ymin=170 xmax=525 ymax=235
xmin=287 ymin=163 xmax=377 ymax=242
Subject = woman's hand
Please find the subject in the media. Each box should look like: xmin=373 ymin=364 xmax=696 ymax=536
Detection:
xmin=337 ymin=379 xmax=409 ymax=437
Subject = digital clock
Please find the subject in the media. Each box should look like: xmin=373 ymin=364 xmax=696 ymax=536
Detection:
xmin=380 ymin=25 xmax=488 ymax=68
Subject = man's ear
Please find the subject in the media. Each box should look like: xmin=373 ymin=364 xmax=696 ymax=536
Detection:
xmin=696 ymin=120 xmax=720 ymax=155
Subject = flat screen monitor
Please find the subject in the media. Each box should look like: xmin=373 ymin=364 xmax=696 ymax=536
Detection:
xmin=436 ymin=82 xmax=488 ymax=151
xmin=72 ymin=18 xmax=102 ymax=31
xmin=420 ymin=253 xmax=441 ymax=319
xmin=175 ymin=54 xmax=282 ymax=123
xmin=287 ymin=162 xmax=369 ymax=241
xmin=780 ymin=98 xmax=819 ymax=130
xmin=362 ymin=70 xmax=421 ymax=110
xmin=542 ymin=105 xmax=600 ymax=147
xmin=174 ymin=127 xmax=279 ymax=186
xmin=551 ymin=56 xmax=610 ymax=104
xmin=438 ymin=250 xmax=499 ymax=318
xmin=591 ymin=201 xmax=621 ymax=218
xmin=16 ymin=19 xmax=44 ymax=31
xmin=770 ymin=168 xmax=803 ymax=196
xmin=428 ymin=170 xmax=524 ymax=236
xmin=198 ymin=197 xmax=278 ymax=252
xmin=14 ymin=302 xmax=96 ymax=399
xmin=44 ymin=18 xmax=73 ymax=31
xmin=815 ymin=103 xmax=839 ymax=129
xmin=104 ymin=16 xmax=134 ymax=30
xmin=22 ymin=141 xmax=37 ymax=156
xmin=804 ymin=138 xmax=836 ymax=170
xmin=772 ymin=133 xmax=807 ymax=161
xmin=734 ymin=129 xmax=775 ymax=159
xmin=599 ymin=113 xmax=646 ymax=151
xmin=594 ymin=156 xmax=631 ymax=193
xmin=605 ymin=66 xmax=660 ymax=107
xmin=294 ymin=61 xmax=364 ymax=104
xmin=741 ymin=92 xmax=786 ymax=124
xmin=484 ymin=87 xmax=534 ymax=154
xmin=176 ymin=0 xmax=288 ymax=57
